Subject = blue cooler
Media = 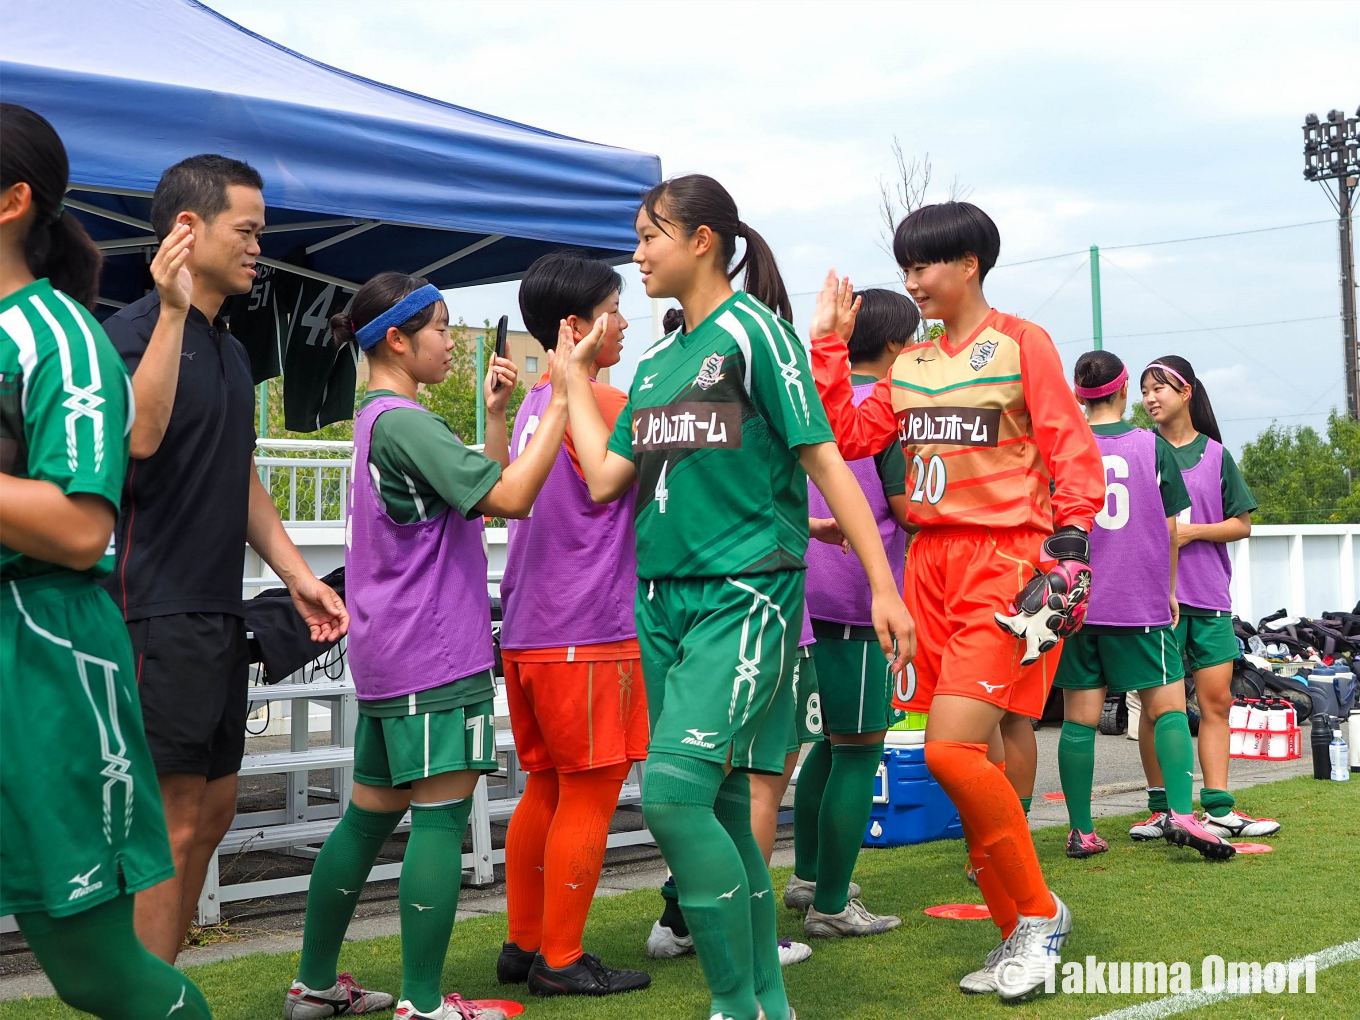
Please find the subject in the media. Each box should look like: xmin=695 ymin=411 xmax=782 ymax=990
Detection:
xmin=863 ymin=730 xmax=963 ymax=847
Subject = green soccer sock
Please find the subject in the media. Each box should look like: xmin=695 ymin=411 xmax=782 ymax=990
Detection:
xmin=19 ymin=894 xmax=212 ymax=1020
xmin=643 ymin=753 xmax=758 ymax=1020
xmin=1058 ymin=721 xmax=1097 ymax=833
xmin=399 ymin=797 xmax=474 ymax=1012
xmin=1146 ymin=787 xmax=1168 ymax=813
xmin=1020 ymin=796 xmax=1033 ymax=816
xmin=812 ymin=742 xmax=882 ymax=915
xmin=1153 ymin=711 xmax=1196 ymax=815
xmin=1200 ymin=787 xmax=1236 ymax=816
xmin=792 ymin=739 xmax=832 ymax=882
xmin=715 ymin=770 xmax=788 ymax=1020
xmin=298 ymin=801 xmax=404 ymax=990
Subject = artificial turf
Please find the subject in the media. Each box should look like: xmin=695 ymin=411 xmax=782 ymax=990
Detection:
xmin=5 ymin=775 xmax=1356 ymax=1020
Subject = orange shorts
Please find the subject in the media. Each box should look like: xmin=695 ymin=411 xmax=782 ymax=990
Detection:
xmin=502 ymin=640 xmax=649 ymax=773
xmin=894 ymin=526 xmax=1060 ymax=720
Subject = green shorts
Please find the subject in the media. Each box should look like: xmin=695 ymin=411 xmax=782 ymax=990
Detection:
xmin=1175 ymin=612 xmax=1239 ymax=672
xmin=786 ymin=647 xmax=825 ymax=753
xmin=354 ymin=673 xmax=497 ymax=788
xmin=810 ymin=621 xmax=897 ymax=735
xmin=636 ymin=571 xmax=802 ymax=774
xmin=1054 ymin=626 xmax=1185 ymax=693
xmin=1 ymin=574 xmax=173 ymax=918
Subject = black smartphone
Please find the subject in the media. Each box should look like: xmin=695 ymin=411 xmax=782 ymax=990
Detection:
xmin=491 ymin=314 xmax=509 ymax=391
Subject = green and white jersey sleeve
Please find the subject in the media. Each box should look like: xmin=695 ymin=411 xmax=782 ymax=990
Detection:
xmin=609 ymin=291 xmax=834 ymax=580
xmin=0 ymin=279 xmax=132 ymax=581
xmin=362 ymin=390 xmax=501 ymax=525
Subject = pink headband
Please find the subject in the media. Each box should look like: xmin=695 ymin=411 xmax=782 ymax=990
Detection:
xmin=1143 ymin=362 xmax=1189 ymax=388
xmin=1074 ymin=366 xmax=1127 ymax=400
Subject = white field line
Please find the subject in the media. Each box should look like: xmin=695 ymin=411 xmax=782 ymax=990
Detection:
xmin=1085 ymin=938 xmax=1360 ymax=1020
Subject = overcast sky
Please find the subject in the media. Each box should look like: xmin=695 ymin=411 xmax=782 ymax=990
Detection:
xmin=213 ymin=0 xmax=1359 ymax=453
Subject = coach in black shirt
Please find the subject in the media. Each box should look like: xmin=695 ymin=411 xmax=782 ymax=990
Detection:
xmin=102 ymin=155 xmax=348 ymax=963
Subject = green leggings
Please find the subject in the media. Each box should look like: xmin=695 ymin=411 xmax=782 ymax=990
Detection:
xmin=19 ymin=894 xmax=212 ymax=1019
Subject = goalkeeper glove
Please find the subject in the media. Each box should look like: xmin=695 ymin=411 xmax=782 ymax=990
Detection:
xmin=993 ymin=526 xmax=1093 ymax=665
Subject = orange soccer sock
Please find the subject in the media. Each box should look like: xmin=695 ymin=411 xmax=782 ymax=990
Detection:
xmin=505 ymin=768 xmax=559 ymax=952
xmin=539 ymin=761 xmax=633 ymax=970
xmin=960 ymin=814 xmax=1018 ymax=938
xmin=927 ymin=741 xmax=1055 ymax=921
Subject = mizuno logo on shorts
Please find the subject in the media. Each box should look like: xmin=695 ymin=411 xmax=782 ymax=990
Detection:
xmin=633 ymin=402 xmax=742 ymax=451
xmin=905 ymin=406 xmax=1001 ymax=447
xmin=67 ymin=864 xmax=104 ymax=901
xmin=682 ymin=728 xmax=719 ymax=749
xmin=977 ymin=680 xmax=1006 ymax=694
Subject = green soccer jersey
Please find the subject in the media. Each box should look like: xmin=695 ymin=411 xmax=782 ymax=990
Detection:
xmin=608 ymin=291 xmax=834 ymax=579
xmin=0 ymin=279 xmax=132 ymax=582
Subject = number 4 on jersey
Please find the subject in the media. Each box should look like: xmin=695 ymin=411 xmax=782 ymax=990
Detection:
xmin=655 ymin=460 xmax=669 ymax=513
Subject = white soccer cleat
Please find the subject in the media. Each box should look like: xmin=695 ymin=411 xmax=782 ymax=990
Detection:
xmin=645 ymin=918 xmax=694 ymax=958
xmin=994 ymin=894 xmax=1072 ymax=1002
xmin=393 ymin=994 xmax=506 ymax=1019
xmin=1128 ymin=811 xmax=1169 ymax=841
xmin=781 ymin=873 xmax=860 ymax=910
xmin=1202 ymin=809 xmax=1281 ymax=838
xmin=958 ymin=940 xmax=1009 ymax=994
xmin=285 ymin=974 xmax=394 ymax=1018
xmin=777 ymin=937 xmax=812 ymax=966
xmin=803 ymin=897 xmax=902 ymax=938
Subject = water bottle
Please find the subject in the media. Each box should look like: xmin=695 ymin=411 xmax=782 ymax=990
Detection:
xmin=1312 ymin=714 xmax=1333 ymax=779
xmin=1331 ymin=730 xmax=1350 ymax=782
xmin=1243 ymin=700 xmax=1269 ymax=757
xmin=1266 ymin=699 xmax=1291 ymax=759
xmin=1247 ymin=634 xmax=1266 ymax=656
xmin=1228 ymin=697 xmax=1250 ymax=755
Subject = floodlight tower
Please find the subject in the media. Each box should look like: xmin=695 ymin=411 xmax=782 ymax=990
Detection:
xmin=1303 ymin=107 xmax=1360 ymax=418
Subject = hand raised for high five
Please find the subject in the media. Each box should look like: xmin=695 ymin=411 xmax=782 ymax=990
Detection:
xmin=151 ymin=223 xmax=194 ymax=316
xmin=547 ymin=320 xmax=576 ymax=397
xmin=809 ymin=269 xmax=861 ymax=343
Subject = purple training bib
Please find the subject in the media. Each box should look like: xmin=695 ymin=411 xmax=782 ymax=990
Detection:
xmin=346 ymin=396 xmax=494 ymax=699
xmin=1175 ymin=437 xmax=1232 ymax=613
xmin=805 ymin=379 xmax=907 ymax=626
xmin=1086 ymin=428 xmax=1172 ymax=627
xmin=500 ymin=379 xmax=638 ymax=649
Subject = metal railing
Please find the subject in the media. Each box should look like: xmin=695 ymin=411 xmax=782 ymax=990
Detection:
xmin=256 ymin=439 xmax=351 ymax=526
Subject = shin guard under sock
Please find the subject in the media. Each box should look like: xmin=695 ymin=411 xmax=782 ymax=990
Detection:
xmin=926 ymin=741 xmax=1055 ymax=920
xmin=1153 ymin=711 xmax=1196 ymax=816
xmin=715 ymin=770 xmax=787 ymax=1020
xmin=298 ymin=801 xmax=404 ymax=990
xmin=505 ymin=768 xmax=558 ymax=952
xmin=19 ymin=895 xmax=212 ymax=1020
xmin=1058 ymin=721 xmax=1097 ymax=833
xmin=642 ymin=753 xmax=758 ymax=1020
xmin=812 ymin=742 xmax=882 ymax=914
xmin=541 ymin=762 xmax=632 ymax=969
xmin=792 ymin=738 xmax=831 ymax=882
xmin=400 ymin=798 xmax=473 ymax=1012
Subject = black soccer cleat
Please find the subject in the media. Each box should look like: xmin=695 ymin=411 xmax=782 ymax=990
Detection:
xmin=495 ymin=941 xmax=538 ymax=984
xmin=527 ymin=952 xmax=651 ymax=997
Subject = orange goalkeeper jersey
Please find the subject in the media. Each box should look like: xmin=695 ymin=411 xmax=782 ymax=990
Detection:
xmin=811 ymin=309 xmax=1103 ymax=533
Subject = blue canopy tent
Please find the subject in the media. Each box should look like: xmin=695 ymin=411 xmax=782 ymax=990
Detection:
xmin=1 ymin=0 xmax=660 ymax=426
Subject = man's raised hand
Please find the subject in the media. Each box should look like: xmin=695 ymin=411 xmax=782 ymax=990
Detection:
xmin=151 ymin=223 xmax=194 ymax=315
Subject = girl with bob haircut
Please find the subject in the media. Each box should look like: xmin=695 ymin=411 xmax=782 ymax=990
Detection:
xmin=565 ymin=174 xmax=915 ymax=1020
xmin=285 ymin=272 xmax=570 ymax=1020
xmin=1134 ymin=355 xmax=1271 ymax=842
xmin=809 ymin=200 xmax=1105 ymax=1001
xmin=1056 ymin=350 xmax=1233 ymax=862
xmin=0 ymin=103 xmax=212 ymax=1020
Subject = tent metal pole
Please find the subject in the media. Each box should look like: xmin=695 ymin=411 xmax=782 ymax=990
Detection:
xmin=63 ymin=198 xmax=152 ymax=231
xmin=254 ymin=257 xmax=362 ymax=292
xmin=305 ymin=221 xmax=380 ymax=254
xmin=413 ymin=234 xmax=504 ymax=277
xmin=67 ymin=183 xmax=153 ymax=199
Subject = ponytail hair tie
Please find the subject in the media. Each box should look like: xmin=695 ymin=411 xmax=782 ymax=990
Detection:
xmin=735 ymin=220 xmax=749 ymax=238
xmin=49 ymin=202 xmax=66 ymax=226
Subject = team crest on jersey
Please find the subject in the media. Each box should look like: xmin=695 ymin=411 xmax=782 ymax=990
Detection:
xmin=695 ymin=352 xmax=725 ymax=390
xmin=969 ymin=340 xmax=998 ymax=371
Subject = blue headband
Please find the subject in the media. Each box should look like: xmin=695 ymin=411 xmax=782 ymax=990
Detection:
xmin=355 ymin=284 xmax=444 ymax=350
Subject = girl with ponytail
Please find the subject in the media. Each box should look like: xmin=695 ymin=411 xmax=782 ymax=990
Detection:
xmin=563 ymin=174 xmax=915 ymax=1020
xmin=1139 ymin=355 xmax=1270 ymax=840
xmin=1055 ymin=351 xmax=1233 ymax=862
xmin=0 ymin=106 xmax=212 ymax=1018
